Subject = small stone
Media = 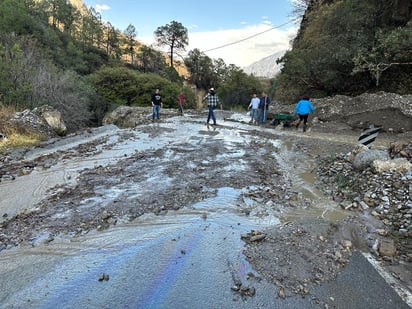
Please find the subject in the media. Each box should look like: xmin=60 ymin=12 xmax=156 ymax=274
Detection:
xmin=342 ymin=240 xmax=352 ymax=249
xmin=375 ymin=229 xmax=387 ymax=236
xmin=379 ymin=239 xmax=397 ymax=257
xmin=278 ymin=286 xmax=286 ymax=299
xmin=98 ymin=273 xmax=110 ymax=281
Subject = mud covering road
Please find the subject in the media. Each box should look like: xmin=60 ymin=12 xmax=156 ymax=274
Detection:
xmin=0 ymin=111 xmax=410 ymax=308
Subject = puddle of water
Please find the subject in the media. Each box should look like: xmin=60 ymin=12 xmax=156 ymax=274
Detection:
xmin=279 ymin=205 xmax=349 ymax=223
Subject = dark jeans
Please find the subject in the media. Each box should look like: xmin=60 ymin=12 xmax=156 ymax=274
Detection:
xmin=296 ymin=114 xmax=309 ymax=131
xmin=259 ymin=108 xmax=268 ymax=124
xmin=207 ymin=105 xmax=216 ymax=124
xmin=298 ymin=114 xmax=309 ymax=124
xmin=152 ymin=105 xmax=160 ymax=119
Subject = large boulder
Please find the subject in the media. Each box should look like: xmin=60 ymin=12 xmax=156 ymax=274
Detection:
xmin=352 ymin=149 xmax=390 ymax=170
xmin=372 ymin=158 xmax=412 ymax=173
xmin=102 ymin=106 xmax=152 ymax=128
xmin=103 ymin=106 xmax=179 ymax=128
xmin=35 ymin=105 xmax=67 ymax=136
xmin=10 ymin=105 xmax=67 ymax=137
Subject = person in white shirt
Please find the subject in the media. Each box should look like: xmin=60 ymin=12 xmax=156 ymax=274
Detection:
xmin=248 ymin=93 xmax=260 ymax=124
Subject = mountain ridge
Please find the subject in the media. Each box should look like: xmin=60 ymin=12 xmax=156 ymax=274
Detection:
xmin=242 ymin=51 xmax=285 ymax=78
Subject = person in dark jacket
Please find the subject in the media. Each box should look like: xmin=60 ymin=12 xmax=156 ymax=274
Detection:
xmin=259 ymin=91 xmax=271 ymax=125
xmin=151 ymin=88 xmax=163 ymax=121
xmin=294 ymin=95 xmax=315 ymax=132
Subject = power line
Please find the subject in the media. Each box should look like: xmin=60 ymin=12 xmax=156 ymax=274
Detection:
xmin=202 ymin=18 xmax=300 ymax=53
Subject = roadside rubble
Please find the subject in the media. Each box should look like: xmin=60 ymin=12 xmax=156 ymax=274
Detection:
xmin=315 ymin=141 xmax=411 ymax=252
xmin=243 ymin=138 xmax=411 ymax=300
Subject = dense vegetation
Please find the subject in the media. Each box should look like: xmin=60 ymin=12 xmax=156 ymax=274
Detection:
xmin=1 ymin=0 xmax=410 ymax=136
xmin=0 ymin=0 xmax=263 ymax=134
xmin=276 ymin=0 xmax=412 ymax=101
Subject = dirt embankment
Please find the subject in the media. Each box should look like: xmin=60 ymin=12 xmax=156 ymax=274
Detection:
xmin=272 ymin=91 xmax=412 ymax=134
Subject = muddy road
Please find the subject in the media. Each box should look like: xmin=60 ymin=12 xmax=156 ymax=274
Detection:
xmin=0 ymin=112 xmax=410 ymax=308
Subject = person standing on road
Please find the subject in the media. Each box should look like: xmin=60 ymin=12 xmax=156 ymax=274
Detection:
xmin=259 ymin=91 xmax=271 ymax=125
xmin=177 ymin=91 xmax=185 ymax=116
xmin=248 ymin=93 xmax=260 ymax=124
xmin=294 ymin=95 xmax=315 ymax=132
xmin=151 ymin=88 xmax=163 ymax=121
xmin=203 ymin=87 xmax=220 ymax=125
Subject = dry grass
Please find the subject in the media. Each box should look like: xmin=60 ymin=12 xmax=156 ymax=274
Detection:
xmin=0 ymin=105 xmax=42 ymax=152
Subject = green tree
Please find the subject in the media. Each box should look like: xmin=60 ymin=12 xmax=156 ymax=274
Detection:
xmin=219 ymin=68 xmax=263 ymax=109
xmin=79 ymin=7 xmax=104 ymax=53
xmin=184 ymin=48 xmax=214 ymax=89
xmin=89 ymin=67 xmax=183 ymax=108
xmin=40 ymin=0 xmax=78 ymax=34
xmin=0 ymin=0 xmax=35 ymax=35
xmin=0 ymin=33 xmax=97 ymax=129
xmin=275 ymin=0 xmax=412 ymax=101
xmin=137 ymin=45 xmax=167 ymax=74
xmin=154 ymin=20 xmax=188 ymax=69
xmin=104 ymin=22 xmax=120 ymax=58
xmin=88 ymin=66 xmax=140 ymax=105
xmin=134 ymin=73 xmax=181 ymax=108
xmin=124 ymin=24 xmax=137 ymax=64
xmin=0 ymin=34 xmax=38 ymax=108
xmin=352 ymin=24 xmax=412 ymax=86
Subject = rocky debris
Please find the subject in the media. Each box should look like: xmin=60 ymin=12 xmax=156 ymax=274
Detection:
xmin=315 ymin=142 xmax=412 ymax=260
xmin=243 ymin=220 xmax=359 ymax=296
xmin=378 ymin=238 xmax=398 ymax=257
xmin=0 ymin=135 xmax=109 ymax=182
xmin=102 ymin=106 xmax=180 ymax=128
xmin=230 ymin=283 xmax=256 ymax=297
xmin=10 ymin=105 xmax=67 ymax=137
xmin=0 ymin=155 xmax=40 ymax=182
xmin=314 ymin=92 xmax=412 ymax=133
xmin=389 ymin=141 xmax=412 ymax=160
xmin=241 ymin=230 xmax=267 ymax=242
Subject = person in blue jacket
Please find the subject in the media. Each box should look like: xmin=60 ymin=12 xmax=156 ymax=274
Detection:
xmin=294 ymin=95 xmax=315 ymax=132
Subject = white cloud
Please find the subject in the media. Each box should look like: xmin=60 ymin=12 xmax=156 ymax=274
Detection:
xmin=139 ymin=24 xmax=298 ymax=68
xmin=95 ymin=4 xmax=110 ymax=13
xmin=187 ymin=24 xmax=297 ymax=67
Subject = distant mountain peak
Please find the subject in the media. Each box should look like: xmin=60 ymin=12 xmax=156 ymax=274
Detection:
xmin=243 ymin=51 xmax=285 ymax=78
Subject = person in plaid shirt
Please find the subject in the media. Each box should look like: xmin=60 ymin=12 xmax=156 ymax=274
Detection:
xmin=203 ymin=88 xmax=220 ymax=125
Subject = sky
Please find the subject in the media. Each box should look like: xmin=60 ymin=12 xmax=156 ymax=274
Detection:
xmin=81 ymin=0 xmax=300 ymax=67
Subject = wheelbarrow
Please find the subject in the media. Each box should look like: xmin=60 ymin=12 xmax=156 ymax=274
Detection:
xmin=271 ymin=112 xmax=293 ymax=127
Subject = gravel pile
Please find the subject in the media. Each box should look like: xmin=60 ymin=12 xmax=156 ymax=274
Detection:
xmin=315 ymin=142 xmax=412 ymax=259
